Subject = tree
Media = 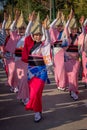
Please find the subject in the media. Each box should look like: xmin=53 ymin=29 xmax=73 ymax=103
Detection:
xmin=1 ymin=0 xmax=87 ymax=24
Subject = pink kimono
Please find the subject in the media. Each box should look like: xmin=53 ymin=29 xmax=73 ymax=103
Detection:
xmin=4 ymin=31 xmax=20 ymax=87
xmin=13 ymin=59 xmax=29 ymax=100
xmin=65 ymin=55 xmax=80 ymax=93
xmin=49 ymin=20 xmax=69 ymax=90
xmin=65 ymin=32 xmax=80 ymax=94
xmin=13 ymin=38 xmax=29 ymax=102
xmin=81 ymin=33 xmax=87 ymax=84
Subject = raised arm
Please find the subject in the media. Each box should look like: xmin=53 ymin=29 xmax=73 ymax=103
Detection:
xmin=42 ymin=16 xmax=51 ymax=45
xmin=79 ymin=15 xmax=85 ymax=34
xmin=42 ymin=16 xmax=53 ymax=67
xmin=50 ymin=11 xmax=62 ymax=28
xmin=1 ymin=12 xmax=8 ymax=35
xmin=64 ymin=9 xmax=74 ymax=45
xmin=25 ymin=11 xmax=36 ymax=36
xmin=10 ymin=10 xmax=20 ymax=31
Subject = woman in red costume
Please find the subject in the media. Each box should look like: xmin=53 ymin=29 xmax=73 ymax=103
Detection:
xmin=22 ymin=12 xmax=53 ymax=122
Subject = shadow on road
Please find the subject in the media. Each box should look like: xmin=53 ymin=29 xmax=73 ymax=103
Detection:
xmin=0 ymin=63 xmax=87 ymax=130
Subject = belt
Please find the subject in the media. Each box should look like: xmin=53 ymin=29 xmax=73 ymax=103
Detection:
xmin=15 ymin=49 xmax=22 ymax=57
xmin=28 ymin=55 xmax=45 ymax=66
xmin=54 ymin=43 xmax=62 ymax=47
xmin=66 ymin=45 xmax=78 ymax=52
xmin=15 ymin=53 xmax=22 ymax=57
xmin=5 ymin=51 xmax=15 ymax=58
xmin=51 ymin=43 xmax=62 ymax=49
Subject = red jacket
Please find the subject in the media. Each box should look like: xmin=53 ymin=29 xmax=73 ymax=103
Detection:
xmin=22 ymin=35 xmax=34 ymax=62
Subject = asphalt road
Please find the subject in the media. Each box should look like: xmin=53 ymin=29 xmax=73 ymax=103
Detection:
xmin=0 ymin=63 xmax=87 ymax=130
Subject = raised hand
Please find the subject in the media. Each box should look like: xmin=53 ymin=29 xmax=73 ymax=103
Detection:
xmin=79 ymin=15 xmax=85 ymax=26
xmin=42 ymin=15 xmax=49 ymax=29
xmin=61 ymin=12 xmax=65 ymax=22
xmin=28 ymin=11 xmax=36 ymax=22
xmin=68 ymin=8 xmax=74 ymax=20
xmin=14 ymin=9 xmax=20 ymax=21
xmin=56 ymin=11 xmax=62 ymax=20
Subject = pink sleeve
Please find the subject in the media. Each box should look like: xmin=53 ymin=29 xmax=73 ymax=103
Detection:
xmin=78 ymin=33 xmax=84 ymax=51
xmin=49 ymin=28 xmax=58 ymax=43
xmin=63 ymin=20 xmax=71 ymax=45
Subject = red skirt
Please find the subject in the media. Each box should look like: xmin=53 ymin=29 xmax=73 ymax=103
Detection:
xmin=25 ymin=77 xmax=45 ymax=112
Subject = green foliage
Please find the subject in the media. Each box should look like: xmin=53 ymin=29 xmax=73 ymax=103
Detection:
xmin=30 ymin=1 xmax=49 ymax=21
xmin=1 ymin=0 xmax=87 ymax=24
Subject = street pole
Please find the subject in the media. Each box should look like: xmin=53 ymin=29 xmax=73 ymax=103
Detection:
xmin=52 ymin=0 xmax=56 ymax=20
xmin=50 ymin=0 xmax=52 ymax=21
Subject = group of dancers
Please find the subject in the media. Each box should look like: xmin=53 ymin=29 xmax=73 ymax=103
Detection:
xmin=0 ymin=8 xmax=87 ymax=122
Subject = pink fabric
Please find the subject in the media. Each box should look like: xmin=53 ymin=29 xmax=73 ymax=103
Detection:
xmin=63 ymin=24 xmax=83 ymax=93
xmin=78 ymin=33 xmax=87 ymax=83
xmin=12 ymin=59 xmax=22 ymax=87
xmin=25 ymin=77 xmax=45 ymax=112
xmin=78 ymin=33 xmax=84 ymax=51
xmin=6 ymin=58 xmax=15 ymax=87
xmin=4 ymin=31 xmax=20 ymax=53
xmin=54 ymin=49 xmax=67 ymax=88
xmin=4 ymin=31 xmax=21 ymax=87
xmin=65 ymin=59 xmax=80 ymax=93
xmin=49 ymin=28 xmax=59 ymax=43
xmin=12 ymin=59 xmax=29 ymax=99
xmin=82 ymin=51 xmax=87 ymax=83
xmin=49 ymin=24 xmax=70 ymax=45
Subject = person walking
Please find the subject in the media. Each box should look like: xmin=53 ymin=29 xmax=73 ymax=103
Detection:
xmin=22 ymin=12 xmax=52 ymax=122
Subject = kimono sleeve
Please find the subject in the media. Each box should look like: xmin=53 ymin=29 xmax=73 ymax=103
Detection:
xmin=22 ymin=37 xmax=29 ymax=63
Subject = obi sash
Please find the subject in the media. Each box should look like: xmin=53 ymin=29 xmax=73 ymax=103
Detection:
xmin=4 ymin=51 xmax=15 ymax=59
xmin=15 ymin=48 xmax=23 ymax=57
xmin=51 ymin=40 xmax=62 ymax=48
xmin=66 ymin=45 xmax=78 ymax=52
xmin=28 ymin=55 xmax=45 ymax=66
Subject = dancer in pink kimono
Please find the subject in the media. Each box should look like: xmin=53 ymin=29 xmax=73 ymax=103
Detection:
xmin=65 ymin=9 xmax=80 ymax=100
xmin=4 ymin=11 xmax=28 ymax=92
xmin=0 ymin=12 xmax=7 ymax=46
xmin=14 ymin=43 xmax=29 ymax=105
xmin=49 ymin=11 xmax=68 ymax=91
xmin=22 ymin=12 xmax=52 ymax=122
xmin=0 ymin=12 xmax=7 ymax=66
xmin=79 ymin=16 xmax=87 ymax=88
xmin=13 ymin=13 xmax=32 ymax=105
xmin=3 ymin=12 xmax=12 ymax=77
xmin=4 ymin=10 xmax=21 ymax=91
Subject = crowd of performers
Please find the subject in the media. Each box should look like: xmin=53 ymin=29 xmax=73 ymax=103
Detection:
xmin=0 ymin=9 xmax=87 ymax=122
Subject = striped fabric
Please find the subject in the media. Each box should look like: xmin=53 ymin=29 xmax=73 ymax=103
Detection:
xmin=0 ymin=30 xmax=6 ymax=45
xmin=66 ymin=45 xmax=78 ymax=52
